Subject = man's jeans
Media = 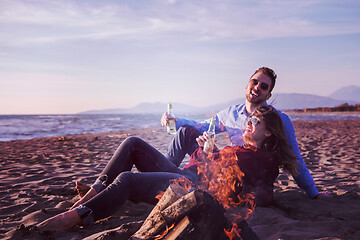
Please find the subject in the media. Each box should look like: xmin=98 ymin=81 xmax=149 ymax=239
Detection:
xmin=165 ymin=125 xmax=201 ymax=167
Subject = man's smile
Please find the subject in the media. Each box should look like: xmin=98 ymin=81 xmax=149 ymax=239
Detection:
xmin=250 ymin=89 xmax=260 ymax=98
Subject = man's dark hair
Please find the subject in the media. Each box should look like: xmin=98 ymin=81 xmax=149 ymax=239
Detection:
xmin=251 ymin=67 xmax=277 ymax=93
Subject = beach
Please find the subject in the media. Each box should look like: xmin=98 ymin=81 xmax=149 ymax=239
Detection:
xmin=1 ymin=120 xmax=360 ymax=239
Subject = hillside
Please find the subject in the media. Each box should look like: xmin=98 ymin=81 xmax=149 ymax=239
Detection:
xmin=329 ymin=85 xmax=360 ymax=102
xmin=79 ymin=86 xmax=360 ymax=114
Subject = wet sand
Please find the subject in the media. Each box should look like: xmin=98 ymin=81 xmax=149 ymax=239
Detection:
xmin=1 ymin=120 xmax=359 ymax=239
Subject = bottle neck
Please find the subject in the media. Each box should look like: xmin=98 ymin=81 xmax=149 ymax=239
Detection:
xmin=168 ymin=105 xmax=174 ymax=117
xmin=207 ymin=117 xmax=216 ymax=133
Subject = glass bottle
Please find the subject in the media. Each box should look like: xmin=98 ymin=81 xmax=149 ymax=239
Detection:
xmin=203 ymin=116 xmax=216 ymax=153
xmin=167 ymin=103 xmax=176 ymax=135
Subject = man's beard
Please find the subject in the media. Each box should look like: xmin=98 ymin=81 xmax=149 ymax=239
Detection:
xmin=246 ymin=93 xmax=267 ymax=105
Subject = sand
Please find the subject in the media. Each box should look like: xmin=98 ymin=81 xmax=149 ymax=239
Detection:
xmin=0 ymin=120 xmax=359 ymax=239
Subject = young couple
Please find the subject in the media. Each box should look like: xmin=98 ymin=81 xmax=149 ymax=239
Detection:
xmin=37 ymin=67 xmax=318 ymax=231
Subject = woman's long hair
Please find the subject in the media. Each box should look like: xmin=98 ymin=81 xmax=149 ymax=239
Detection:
xmin=253 ymin=106 xmax=298 ymax=176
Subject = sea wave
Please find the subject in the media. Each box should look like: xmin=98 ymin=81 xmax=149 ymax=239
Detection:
xmin=0 ymin=113 xmax=359 ymax=142
xmin=0 ymin=113 xmax=207 ymax=142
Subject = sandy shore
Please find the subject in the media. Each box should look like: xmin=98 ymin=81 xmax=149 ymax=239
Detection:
xmin=1 ymin=120 xmax=360 ymax=239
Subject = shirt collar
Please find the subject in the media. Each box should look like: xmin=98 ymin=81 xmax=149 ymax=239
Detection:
xmin=240 ymin=102 xmax=269 ymax=117
xmin=239 ymin=104 xmax=247 ymax=115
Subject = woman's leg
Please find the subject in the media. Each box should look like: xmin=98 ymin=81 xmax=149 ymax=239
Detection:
xmin=37 ymin=209 xmax=81 ymax=232
xmin=75 ymin=181 xmax=90 ymax=197
xmin=39 ymin=171 xmax=184 ymax=231
xmin=72 ymin=136 xmax=180 ymax=208
xmin=83 ymin=171 xmax=183 ymax=222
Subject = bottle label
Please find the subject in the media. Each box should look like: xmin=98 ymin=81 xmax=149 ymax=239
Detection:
xmin=203 ymin=134 xmax=215 ymax=153
xmin=203 ymin=116 xmax=216 ymax=153
xmin=167 ymin=119 xmax=176 ymax=135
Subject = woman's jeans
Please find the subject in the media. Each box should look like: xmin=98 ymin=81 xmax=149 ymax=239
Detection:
xmin=76 ymin=134 xmax=198 ymax=224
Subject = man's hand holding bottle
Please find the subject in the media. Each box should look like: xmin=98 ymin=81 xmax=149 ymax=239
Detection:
xmin=161 ymin=112 xmax=177 ymax=127
xmin=162 ymin=103 xmax=177 ymax=135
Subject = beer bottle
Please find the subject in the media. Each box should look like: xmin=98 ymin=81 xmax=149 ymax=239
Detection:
xmin=203 ymin=116 xmax=216 ymax=153
xmin=167 ymin=103 xmax=176 ymax=135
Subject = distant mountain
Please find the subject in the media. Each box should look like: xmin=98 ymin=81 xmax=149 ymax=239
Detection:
xmin=79 ymin=88 xmax=360 ymax=114
xmin=329 ymin=85 xmax=360 ymax=102
xmin=79 ymin=102 xmax=207 ymax=114
xmin=267 ymin=93 xmax=358 ymax=110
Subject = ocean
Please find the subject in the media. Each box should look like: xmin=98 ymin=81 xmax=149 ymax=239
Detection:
xmin=0 ymin=113 xmax=207 ymax=142
xmin=0 ymin=113 xmax=359 ymax=142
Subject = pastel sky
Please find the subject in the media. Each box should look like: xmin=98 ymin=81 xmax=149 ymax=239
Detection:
xmin=1 ymin=0 xmax=359 ymax=114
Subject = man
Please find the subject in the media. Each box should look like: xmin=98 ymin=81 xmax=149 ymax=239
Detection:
xmin=161 ymin=67 xmax=319 ymax=198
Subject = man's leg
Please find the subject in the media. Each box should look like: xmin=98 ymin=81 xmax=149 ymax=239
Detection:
xmin=166 ymin=125 xmax=201 ymax=167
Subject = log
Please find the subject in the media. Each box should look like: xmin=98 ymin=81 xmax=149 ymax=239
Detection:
xmin=161 ymin=190 xmax=202 ymax=223
xmin=131 ymin=184 xmax=196 ymax=239
xmin=159 ymin=190 xmax=259 ymax=240
xmin=176 ymin=190 xmax=228 ymax=240
xmin=131 ymin=190 xmax=200 ymax=239
xmin=149 ymin=184 xmax=189 ymax=215
xmin=131 ymin=184 xmax=259 ymax=240
xmin=162 ymin=216 xmax=192 ymax=240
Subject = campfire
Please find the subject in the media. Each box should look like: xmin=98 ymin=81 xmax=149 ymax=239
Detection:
xmin=130 ymin=148 xmax=258 ymax=240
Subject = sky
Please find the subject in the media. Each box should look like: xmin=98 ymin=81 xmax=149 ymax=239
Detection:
xmin=0 ymin=0 xmax=360 ymax=114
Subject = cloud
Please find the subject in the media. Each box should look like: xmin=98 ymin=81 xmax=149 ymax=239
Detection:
xmin=0 ymin=0 xmax=359 ymax=47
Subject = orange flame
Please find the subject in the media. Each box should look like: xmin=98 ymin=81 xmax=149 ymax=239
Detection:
xmin=157 ymin=146 xmax=256 ymax=239
xmin=170 ymin=176 xmax=193 ymax=192
xmin=154 ymin=223 xmax=175 ymax=240
xmin=194 ymin=147 xmax=256 ymax=238
xmin=224 ymin=222 xmax=241 ymax=240
xmin=155 ymin=191 xmax=165 ymax=201
xmin=156 ymin=176 xmax=192 ymax=200
xmin=195 ymin=147 xmax=255 ymax=212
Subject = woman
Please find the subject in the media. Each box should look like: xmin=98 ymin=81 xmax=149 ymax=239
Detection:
xmin=189 ymin=105 xmax=298 ymax=206
xmin=37 ymin=106 xmax=297 ymax=231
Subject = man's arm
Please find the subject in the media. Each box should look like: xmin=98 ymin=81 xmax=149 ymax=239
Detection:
xmin=174 ymin=115 xmax=225 ymax=135
xmin=161 ymin=111 xmax=212 ymax=133
xmin=279 ymin=112 xmax=319 ymax=198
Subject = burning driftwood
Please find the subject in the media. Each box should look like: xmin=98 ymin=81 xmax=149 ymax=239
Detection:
xmin=131 ymin=146 xmax=261 ymax=240
xmin=130 ymin=184 xmax=259 ymax=240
